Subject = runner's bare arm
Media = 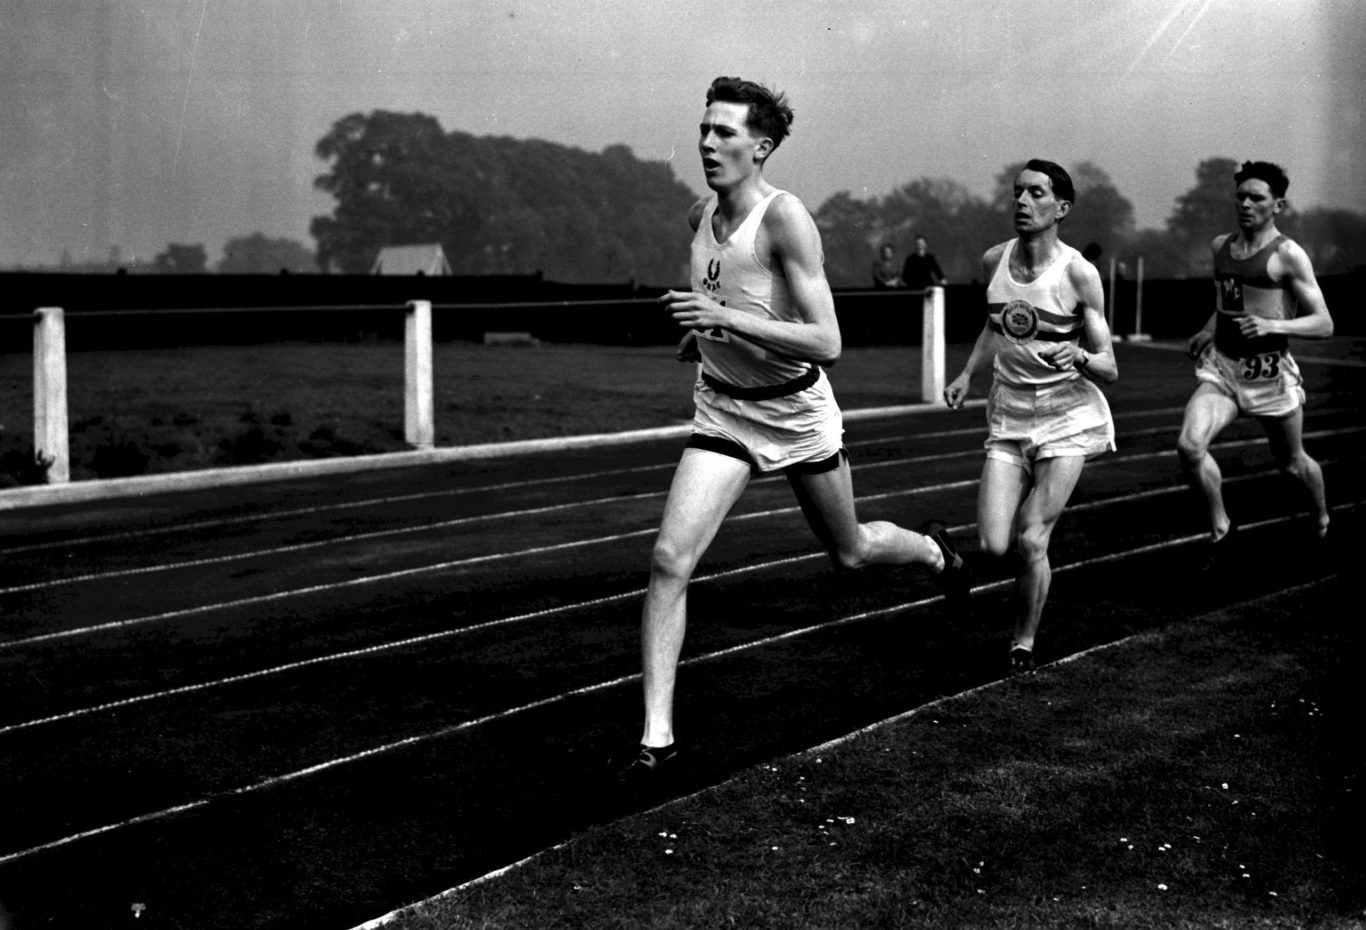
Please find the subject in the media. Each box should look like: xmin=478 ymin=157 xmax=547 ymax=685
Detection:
xmin=662 ymin=193 xmax=841 ymax=367
xmin=943 ymin=244 xmax=1008 ymax=408
xmin=1044 ymin=256 xmax=1117 ymax=384
xmin=1237 ymin=240 xmax=1334 ymax=341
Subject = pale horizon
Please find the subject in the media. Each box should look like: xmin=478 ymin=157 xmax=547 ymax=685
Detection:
xmin=2 ymin=0 xmax=1362 ymax=268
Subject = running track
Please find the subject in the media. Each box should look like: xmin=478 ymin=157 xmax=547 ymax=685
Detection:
xmin=0 ymin=342 xmax=1362 ymax=929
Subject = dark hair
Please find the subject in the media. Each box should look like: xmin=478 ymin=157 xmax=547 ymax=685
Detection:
xmin=1023 ymin=159 xmax=1076 ymax=204
xmin=1233 ymin=160 xmax=1289 ymax=198
xmin=706 ymin=76 xmax=794 ymax=152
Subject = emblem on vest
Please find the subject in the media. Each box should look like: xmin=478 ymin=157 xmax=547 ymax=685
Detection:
xmin=1000 ymin=299 xmax=1040 ymax=344
xmin=703 ymin=258 xmax=722 ymax=294
xmin=1218 ymin=277 xmax=1244 ymax=314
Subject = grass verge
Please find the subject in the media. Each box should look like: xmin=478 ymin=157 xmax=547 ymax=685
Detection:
xmin=3 ymin=338 xmax=1362 ymax=486
xmin=372 ymin=578 xmax=1363 ymax=930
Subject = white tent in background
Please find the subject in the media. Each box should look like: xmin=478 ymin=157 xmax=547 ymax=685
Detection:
xmin=371 ymin=244 xmax=452 ymax=276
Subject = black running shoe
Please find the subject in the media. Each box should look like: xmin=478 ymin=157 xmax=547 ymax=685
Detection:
xmin=616 ymin=743 xmax=680 ymax=785
xmin=1009 ymin=645 xmax=1036 ymax=676
xmin=1200 ymin=523 xmax=1237 ymax=573
xmin=919 ymin=520 xmax=970 ymax=608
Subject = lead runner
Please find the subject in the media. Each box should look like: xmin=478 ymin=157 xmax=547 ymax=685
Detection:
xmin=943 ymin=159 xmax=1118 ymax=676
xmin=616 ymin=75 xmax=969 ymax=785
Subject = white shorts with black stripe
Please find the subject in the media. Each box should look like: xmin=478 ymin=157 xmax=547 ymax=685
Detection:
xmin=690 ymin=368 xmax=844 ymax=474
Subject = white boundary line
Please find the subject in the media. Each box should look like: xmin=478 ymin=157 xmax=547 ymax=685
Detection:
xmin=12 ymin=397 xmax=1350 ymax=561
xmin=0 ymin=401 xmax=1190 ymax=554
xmin=5 ymin=424 xmax=1355 ymax=605
xmin=346 ymin=567 xmax=1343 ymax=930
xmin=1127 ymin=339 xmax=1366 ymax=368
xmin=4 ymin=502 xmax=1354 ymax=869
xmin=0 ymin=478 xmax=1201 ymax=734
xmin=0 ymin=401 xmax=968 ymax=513
xmin=0 ymin=437 xmax=1271 ymax=643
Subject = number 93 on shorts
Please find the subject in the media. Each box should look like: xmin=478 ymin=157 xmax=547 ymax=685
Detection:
xmin=1195 ymin=347 xmax=1305 ymax=417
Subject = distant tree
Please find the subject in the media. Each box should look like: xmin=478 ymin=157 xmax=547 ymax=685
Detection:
xmin=310 ymin=112 xmax=697 ymax=283
xmin=1164 ymin=157 xmax=1241 ymax=275
xmin=1118 ymin=228 xmax=1192 ymax=280
xmin=1064 ymin=162 xmax=1135 ymax=258
xmin=814 ymin=178 xmax=999 ymax=286
xmin=1288 ymin=207 xmax=1366 ymax=275
xmin=151 ymin=243 xmax=209 ymax=274
xmin=813 ymin=191 xmax=881 ymax=287
xmin=311 ymin=111 xmax=451 ymax=274
xmin=991 ymin=160 xmax=1031 ymax=225
xmin=882 ymin=177 xmax=995 ymax=282
xmin=217 ymin=233 xmax=317 ymax=274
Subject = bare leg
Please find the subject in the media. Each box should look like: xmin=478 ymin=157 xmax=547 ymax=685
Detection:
xmin=1259 ymin=407 xmax=1330 ymax=537
xmin=976 ymin=456 xmax=1029 ymax=560
xmin=787 ymin=457 xmax=943 ymax=572
xmin=1010 ymin=455 xmax=1086 ymax=651
xmin=640 ymin=449 xmax=751 ymax=748
xmin=1176 ymin=386 xmax=1240 ymax=540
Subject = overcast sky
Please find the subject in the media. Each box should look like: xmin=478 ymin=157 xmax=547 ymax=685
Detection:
xmin=2 ymin=0 xmax=1362 ymax=268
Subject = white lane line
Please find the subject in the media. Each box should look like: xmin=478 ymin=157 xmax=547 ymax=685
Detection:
xmin=5 ymin=505 xmax=1350 ymax=870
xmin=0 ymin=489 xmax=666 ymax=595
xmin=1131 ymin=341 xmax=1366 ymax=368
xmin=0 ymin=553 xmax=823 ymax=737
xmin=7 ymin=422 xmax=1359 ymax=598
xmin=0 ymin=403 xmax=1206 ymax=558
xmin=3 ymin=427 xmax=1357 ymax=649
xmin=0 ymin=471 xmax=1342 ymax=739
xmin=0 ymin=461 xmax=679 ymax=557
xmin=348 ymin=567 xmax=1344 ymax=930
xmin=2 ymin=442 xmax=989 ymax=594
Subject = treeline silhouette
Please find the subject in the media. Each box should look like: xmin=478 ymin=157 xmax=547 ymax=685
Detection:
xmin=310 ymin=112 xmax=698 ymax=285
xmin=307 ymin=114 xmax=1366 ymax=288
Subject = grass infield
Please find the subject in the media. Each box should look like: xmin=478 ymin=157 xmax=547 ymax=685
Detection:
xmin=2 ymin=337 xmax=1362 ymax=484
xmin=371 ymin=578 xmax=1363 ymax=930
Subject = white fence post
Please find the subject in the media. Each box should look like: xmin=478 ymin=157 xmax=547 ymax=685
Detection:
xmin=33 ymin=306 xmax=70 ymax=484
xmin=920 ymin=286 xmax=945 ymax=404
xmin=404 ymin=299 xmax=434 ymax=450
xmin=1129 ymin=256 xmax=1150 ymax=341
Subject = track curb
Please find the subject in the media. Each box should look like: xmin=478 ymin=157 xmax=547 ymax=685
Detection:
xmin=0 ymin=401 xmax=967 ymax=512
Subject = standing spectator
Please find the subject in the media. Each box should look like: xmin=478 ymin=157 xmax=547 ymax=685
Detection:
xmin=871 ymin=243 xmax=903 ymax=288
xmin=901 ymin=235 xmax=947 ymax=291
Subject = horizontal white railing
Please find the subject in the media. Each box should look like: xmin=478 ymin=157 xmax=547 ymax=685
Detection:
xmin=15 ymin=289 xmax=945 ymax=487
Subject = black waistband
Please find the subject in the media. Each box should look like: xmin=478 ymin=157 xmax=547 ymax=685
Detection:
xmin=701 ymin=365 xmax=820 ymax=401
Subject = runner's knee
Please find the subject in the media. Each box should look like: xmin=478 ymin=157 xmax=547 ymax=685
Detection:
xmin=1175 ymin=433 xmax=1207 ymax=468
xmin=1280 ymin=451 xmax=1315 ymax=482
xmin=978 ymin=532 xmax=1011 ymax=559
xmin=1017 ymin=522 xmax=1053 ymax=563
xmin=649 ymin=536 xmax=699 ymax=585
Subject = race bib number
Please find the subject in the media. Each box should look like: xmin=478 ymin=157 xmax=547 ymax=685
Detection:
xmin=1240 ymin=352 xmax=1282 ymax=381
